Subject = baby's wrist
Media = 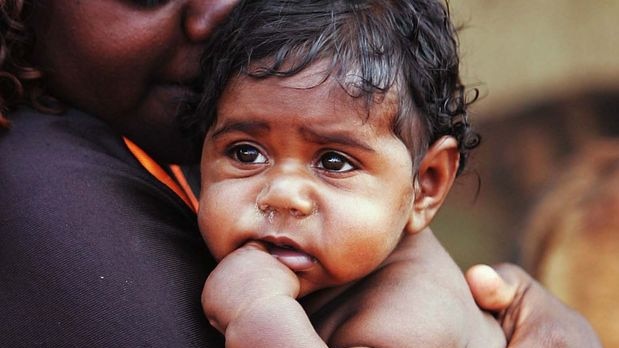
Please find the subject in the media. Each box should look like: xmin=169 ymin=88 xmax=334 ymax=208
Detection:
xmin=225 ymin=294 xmax=301 ymax=342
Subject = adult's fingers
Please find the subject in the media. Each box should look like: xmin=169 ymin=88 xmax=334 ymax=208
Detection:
xmin=466 ymin=263 xmax=602 ymax=348
xmin=465 ymin=264 xmax=518 ymax=311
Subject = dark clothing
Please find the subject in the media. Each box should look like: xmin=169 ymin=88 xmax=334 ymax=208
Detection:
xmin=0 ymin=108 xmax=223 ymax=347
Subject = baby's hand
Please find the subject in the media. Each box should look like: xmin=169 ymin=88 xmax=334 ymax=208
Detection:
xmin=202 ymin=241 xmax=300 ymax=334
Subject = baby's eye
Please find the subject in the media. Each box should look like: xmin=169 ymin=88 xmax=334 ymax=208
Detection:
xmin=227 ymin=144 xmax=267 ymax=164
xmin=316 ymin=151 xmax=356 ymax=172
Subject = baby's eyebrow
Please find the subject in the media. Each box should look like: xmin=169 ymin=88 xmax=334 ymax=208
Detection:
xmin=210 ymin=120 xmax=270 ymax=139
xmin=299 ymin=126 xmax=375 ymax=153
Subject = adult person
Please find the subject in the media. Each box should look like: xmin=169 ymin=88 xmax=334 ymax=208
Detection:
xmin=0 ymin=1 xmax=600 ymax=347
xmin=521 ymin=139 xmax=619 ymax=347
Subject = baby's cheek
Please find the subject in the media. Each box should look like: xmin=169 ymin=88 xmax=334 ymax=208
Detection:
xmin=201 ymin=184 xmax=262 ymax=259
xmin=327 ymin=224 xmax=395 ymax=280
xmin=345 ymin=204 xmax=406 ymax=262
xmin=199 ymin=188 xmax=234 ymax=251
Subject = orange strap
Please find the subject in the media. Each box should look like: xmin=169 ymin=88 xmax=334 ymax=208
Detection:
xmin=123 ymin=137 xmax=199 ymax=213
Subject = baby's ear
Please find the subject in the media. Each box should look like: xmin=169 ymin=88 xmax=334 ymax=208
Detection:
xmin=405 ymin=136 xmax=460 ymax=234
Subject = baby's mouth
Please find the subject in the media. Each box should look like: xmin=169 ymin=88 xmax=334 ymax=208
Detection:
xmin=266 ymin=242 xmax=317 ymax=272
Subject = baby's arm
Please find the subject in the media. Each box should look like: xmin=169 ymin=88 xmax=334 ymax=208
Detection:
xmin=202 ymin=242 xmax=328 ymax=348
xmin=203 ymin=229 xmax=505 ymax=348
xmin=309 ymin=228 xmax=505 ymax=348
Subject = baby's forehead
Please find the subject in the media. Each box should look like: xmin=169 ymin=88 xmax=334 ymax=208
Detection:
xmin=218 ymin=67 xmax=419 ymax=161
xmin=235 ymin=60 xmax=402 ymax=128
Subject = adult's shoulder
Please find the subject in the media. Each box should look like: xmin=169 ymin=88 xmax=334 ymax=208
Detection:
xmin=0 ymin=107 xmax=222 ymax=347
xmin=2 ymin=107 xmax=144 ymax=179
xmin=0 ymin=107 xmax=193 ymax=220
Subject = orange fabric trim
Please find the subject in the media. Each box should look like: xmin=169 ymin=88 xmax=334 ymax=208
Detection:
xmin=123 ymin=137 xmax=198 ymax=213
xmin=170 ymin=164 xmax=199 ymax=212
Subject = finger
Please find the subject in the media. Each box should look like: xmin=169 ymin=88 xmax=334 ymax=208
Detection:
xmin=465 ymin=264 xmax=518 ymax=311
xmin=468 ymin=264 xmax=602 ymax=347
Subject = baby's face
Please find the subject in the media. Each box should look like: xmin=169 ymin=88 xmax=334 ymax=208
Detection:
xmin=199 ymin=63 xmax=417 ymax=297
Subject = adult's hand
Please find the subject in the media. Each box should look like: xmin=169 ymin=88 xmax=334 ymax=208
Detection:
xmin=465 ymin=263 xmax=602 ymax=348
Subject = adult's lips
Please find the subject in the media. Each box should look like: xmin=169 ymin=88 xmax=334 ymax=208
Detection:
xmin=155 ymin=82 xmax=196 ymax=98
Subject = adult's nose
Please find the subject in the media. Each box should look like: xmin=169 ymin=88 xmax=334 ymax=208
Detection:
xmin=256 ymin=170 xmax=317 ymax=219
xmin=183 ymin=0 xmax=239 ymax=42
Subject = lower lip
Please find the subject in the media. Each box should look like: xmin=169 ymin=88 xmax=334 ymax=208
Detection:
xmin=155 ymin=84 xmax=195 ymax=100
xmin=268 ymin=245 xmax=316 ymax=272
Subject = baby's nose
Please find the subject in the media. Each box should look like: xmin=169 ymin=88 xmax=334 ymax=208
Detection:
xmin=256 ymin=174 xmax=316 ymax=219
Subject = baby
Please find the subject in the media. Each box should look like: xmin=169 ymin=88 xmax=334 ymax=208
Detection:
xmin=190 ymin=0 xmax=506 ymax=346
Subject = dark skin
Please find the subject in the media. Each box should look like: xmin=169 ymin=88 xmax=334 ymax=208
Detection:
xmin=28 ymin=0 xmax=238 ymax=163
xmin=25 ymin=1 xmax=600 ymax=346
xmin=199 ymin=71 xmax=505 ymax=347
xmin=467 ymin=264 xmax=602 ymax=347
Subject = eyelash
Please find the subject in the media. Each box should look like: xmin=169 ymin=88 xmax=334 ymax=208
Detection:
xmin=225 ymin=143 xmax=358 ymax=174
xmin=315 ymin=151 xmax=357 ymax=173
xmin=226 ymin=143 xmax=268 ymax=165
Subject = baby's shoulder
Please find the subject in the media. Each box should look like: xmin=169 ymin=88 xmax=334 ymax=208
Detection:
xmin=311 ymin=260 xmax=474 ymax=348
xmin=310 ymin=230 xmax=506 ymax=347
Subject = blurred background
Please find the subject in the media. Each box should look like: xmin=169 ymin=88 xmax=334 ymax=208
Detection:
xmin=434 ymin=1 xmax=619 ymax=345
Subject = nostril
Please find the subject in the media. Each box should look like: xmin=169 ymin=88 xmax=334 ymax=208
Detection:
xmin=256 ymin=177 xmax=316 ymax=218
xmin=258 ymin=203 xmax=270 ymax=213
xmin=290 ymin=208 xmax=302 ymax=218
xmin=289 ymin=202 xmax=317 ymax=218
xmin=257 ymin=204 xmax=276 ymax=223
xmin=258 ymin=203 xmax=315 ymax=220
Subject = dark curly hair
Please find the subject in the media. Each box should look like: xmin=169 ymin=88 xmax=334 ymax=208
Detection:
xmin=187 ymin=0 xmax=479 ymax=174
xmin=0 ymin=0 xmax=54 ymax=129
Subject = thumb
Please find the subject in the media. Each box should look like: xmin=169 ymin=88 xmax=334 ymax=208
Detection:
xmin=240 ymin=240 xmax=269 ymax=253
xmin=465 ymin=264 xmax=518 ymax=311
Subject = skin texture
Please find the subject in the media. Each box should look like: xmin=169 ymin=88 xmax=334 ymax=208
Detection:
xmin=198 ymin=64 xmax=506 ymax=347
xmin=466 ymin=264 xmax=602 ymax=348
xmin=199 ymin=67 xmax=421 ymax=297
xmin=17 ymin=1 xmax=601 ymax=346
xmin=28 ymin=0 xmax=239 ymax=163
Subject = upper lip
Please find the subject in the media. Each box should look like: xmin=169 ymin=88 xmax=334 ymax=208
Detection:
xmin=156 ymin=80 xmax=201 ymax=99
xmin=259 ymin=235 xmax=306 ymax=252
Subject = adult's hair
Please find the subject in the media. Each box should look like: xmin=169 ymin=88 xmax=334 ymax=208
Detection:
xmin=189 ymin=0 xmax=479 ymax=174
xmin=0 ymin=0 xmax=49 ymax=128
